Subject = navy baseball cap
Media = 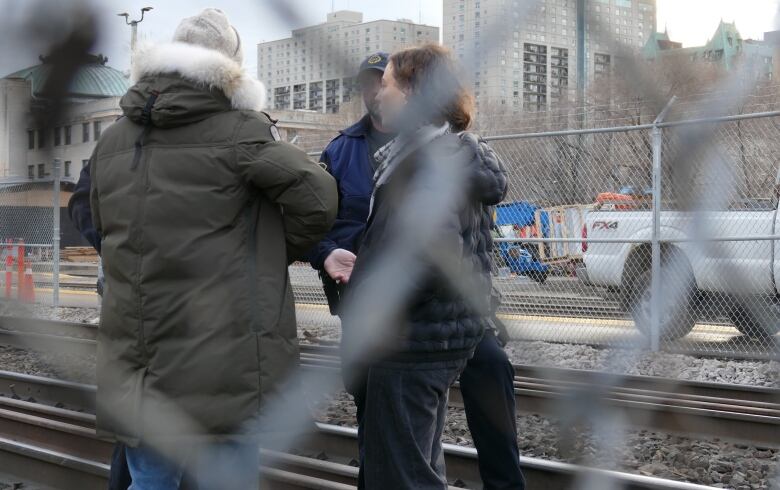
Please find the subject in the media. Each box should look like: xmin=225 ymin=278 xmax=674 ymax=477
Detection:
xmin=359 ymin=52 xmax=389 ymax=75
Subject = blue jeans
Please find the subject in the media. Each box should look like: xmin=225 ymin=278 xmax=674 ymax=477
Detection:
xmin=126 ymin=440 xmax=259 ymax=490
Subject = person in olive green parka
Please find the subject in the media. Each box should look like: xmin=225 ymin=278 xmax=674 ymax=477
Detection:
xmin=89 ymin=8 xmax=337 ymax=487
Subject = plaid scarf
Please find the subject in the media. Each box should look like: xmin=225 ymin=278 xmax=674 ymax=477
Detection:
xmin=369 ymin=122 xmax=451 ymax=218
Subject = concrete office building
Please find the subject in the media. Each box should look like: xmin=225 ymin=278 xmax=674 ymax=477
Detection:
xmin=257 ymin=10 xmax=439 ymax=113
xmin=443 ymin=0 xmax=657 ymax=111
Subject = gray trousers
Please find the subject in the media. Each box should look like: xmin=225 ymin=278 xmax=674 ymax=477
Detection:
xmin=362 ymin=358 xmax=468 ymax=490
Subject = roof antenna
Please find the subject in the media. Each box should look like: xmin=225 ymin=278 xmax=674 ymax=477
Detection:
xmin=331 ymin=0 xmax=334 ymax=12
xmin=419 ymin=0 xmax=422 ymax=24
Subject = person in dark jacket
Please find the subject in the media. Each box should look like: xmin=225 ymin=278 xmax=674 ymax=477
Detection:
xmin=88 ymin=8 xmax=337 ymax=489
xmin=68 ymin=165 xmax=100 ymax=253
xmin=336 ymin=44 xmax=519 ymax=490
xmin=311 ymin=52 xmax=525 ymax=490
xmin=308 ymin=53 xmax=394 ymax=312
xmin=69 ymin=164 xmax=133 ymax=490
xmin=307 ymin=52 xmax=394 ymax=488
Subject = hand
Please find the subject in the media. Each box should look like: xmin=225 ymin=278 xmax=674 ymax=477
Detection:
xmin=324 ymin=249 xmax=356 ymax=284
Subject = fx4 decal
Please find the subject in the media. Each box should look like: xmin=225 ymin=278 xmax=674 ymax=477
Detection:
xmin=592 ymin=221 xmax=619 ymax=230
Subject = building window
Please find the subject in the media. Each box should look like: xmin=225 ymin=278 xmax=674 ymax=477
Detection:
xmin=64 ymin=161 xmax=71 ymax=177
xmin=82 ymin=159 xmax=89 ymax=169
xmin=64 ymin=126 xmax=72 ymax=145
xmin=93 ymin=121 xmax=102 ymax=140
xmin=27 ymin=165 xmax=34 ymax=180
xmin=54 ymin=127 xmax=61 ymax=146
xmin=38 ymin=129 xmax=46 ymax=149
xmin=37 ymin=163 xmax=45 ymax=179
xmin=27 ymin=130 xmax=35 ymax=150
xmin=82 ymin=123 xmax=90 ymax=143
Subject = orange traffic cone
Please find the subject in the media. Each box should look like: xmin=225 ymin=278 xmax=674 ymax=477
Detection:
xmin=22 ymin=266 xmax=35 ymax=303
xmin=4 ymin=256 xmax=12 ymax=299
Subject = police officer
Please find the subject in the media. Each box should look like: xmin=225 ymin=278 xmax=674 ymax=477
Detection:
xmin=309 ymin=52 xmax=526 ymax=490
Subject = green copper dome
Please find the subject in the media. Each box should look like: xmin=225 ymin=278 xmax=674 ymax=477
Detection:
xmin=4 ymin=54 xmax=130 ymax=99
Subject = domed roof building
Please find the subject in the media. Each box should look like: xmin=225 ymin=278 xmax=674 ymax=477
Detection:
xmin=0 ymin=54 xmax=130 ymax=248
xmin=4 ymin=54 xmax=130 ymax=100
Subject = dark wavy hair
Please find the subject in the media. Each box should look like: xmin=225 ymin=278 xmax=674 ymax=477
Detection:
xmin=389 ymin=44 xmax=474 ymax=132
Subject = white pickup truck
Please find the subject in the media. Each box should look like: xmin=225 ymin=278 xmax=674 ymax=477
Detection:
xmin=578 ymin=201 xmax=780 ymax=339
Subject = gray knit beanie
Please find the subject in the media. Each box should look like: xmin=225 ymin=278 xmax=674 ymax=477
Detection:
xmin=173 ymin=8 xmax=243 ymax=65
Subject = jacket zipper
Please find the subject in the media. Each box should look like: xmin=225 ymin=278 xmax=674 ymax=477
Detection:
xmin=246 ymin=199 xmax=261 ymax=332
xmin=134 ymin=137 xmax=151 ymax=360
xmin=132 ymin=91 xmax=159 ymax=359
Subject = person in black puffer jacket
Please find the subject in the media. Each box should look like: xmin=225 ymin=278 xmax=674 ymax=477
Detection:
xmin=339 ymin=44 xmax=511 ymax=490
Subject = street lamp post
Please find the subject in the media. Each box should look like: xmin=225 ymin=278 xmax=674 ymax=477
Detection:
xmin=118 ymin=7 xmax=153 ymax=55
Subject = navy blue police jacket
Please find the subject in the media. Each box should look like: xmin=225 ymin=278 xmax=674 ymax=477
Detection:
xmin=68 ymin=164 xmax=101 ymax=254
xmin=308 ymin=114 xmax=376 ymax=271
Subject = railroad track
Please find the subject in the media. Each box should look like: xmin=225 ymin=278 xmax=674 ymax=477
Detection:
xmin=0 ymin=319 xmax=777 ymax=445
xmin=0 ymin=370 xmax=716 ymax=490
xmin=298 ymin=346 xmax=780 ymax=445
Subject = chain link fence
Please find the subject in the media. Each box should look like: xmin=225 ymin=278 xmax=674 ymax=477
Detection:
xmin=293 ymin=107 xmax=780 ymax=360
xmin=0 ymin=160 xmax=61 ymax=307
xmin=7 ymin=109 xmax=778 ymax=358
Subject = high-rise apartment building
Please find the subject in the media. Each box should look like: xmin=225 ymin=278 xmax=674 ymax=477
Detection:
xmin=257 ymin=11 xmax=439 ymax=113
xmin=443 ymin=0 xmax=657 ymax=111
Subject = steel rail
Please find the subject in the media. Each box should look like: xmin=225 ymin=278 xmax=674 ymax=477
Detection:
xmin=0 ymin=322 xmax=776 ymax=444
xmin=0 ymin=396 xmax=719 ymax=490
xmin=298 ymin=348 xmax=780 ymax=445
xmin=0 ymin=347 xmax=774 ymax=448
xmin=0 ymin=315 xmax=97 ymax=339
xmin=0 ymin=402 xmax=360 ymax=490
xmin=304 ymin=423 xmax=716 ymax=490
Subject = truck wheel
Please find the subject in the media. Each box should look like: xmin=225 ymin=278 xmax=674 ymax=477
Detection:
xmin=628 ymin=262 xmax=696 ymax=340
xmin=726 ymin=304 xmax=780 ymax=338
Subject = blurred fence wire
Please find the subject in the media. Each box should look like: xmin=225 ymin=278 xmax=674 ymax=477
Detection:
xmin=1 ymin=0 xmax=779 ymax=488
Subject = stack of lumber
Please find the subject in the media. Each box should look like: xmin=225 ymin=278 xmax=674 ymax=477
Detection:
xmin=61 ymin=247 xmax=99 ymax=263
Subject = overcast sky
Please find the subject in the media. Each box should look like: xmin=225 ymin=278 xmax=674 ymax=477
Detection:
xmin=658 ymin=0 xmax=780 ymax=47
xmin=0 ymin=0 xmax=443 ymax=76
xmin=0 ymin=0 xmax=778 ymax=77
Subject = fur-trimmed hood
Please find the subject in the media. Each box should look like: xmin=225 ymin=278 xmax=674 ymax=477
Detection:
xmin=129 ymin=41 xmax=266 ymax=113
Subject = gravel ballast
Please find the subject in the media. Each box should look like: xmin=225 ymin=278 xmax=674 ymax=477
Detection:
xmin=4 ymin=303 xmax=779 ymax=387
xmin=301 ymin=324 xmax=780 ymax=387
xmin=312 ymin=390 xmax=780 ymax=489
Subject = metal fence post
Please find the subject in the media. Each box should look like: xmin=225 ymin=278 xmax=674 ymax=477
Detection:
xmin=649 ymin=96 xmax=676 ymax=352
xmin=52 ymin=159 xmax=60 ymax=309
xmin=650 ymin=126 xmax=662 ymax=351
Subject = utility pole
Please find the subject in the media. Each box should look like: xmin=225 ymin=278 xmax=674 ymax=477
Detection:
xmin=118 ymin=7 xmax=154 ymax=56
xmin=52 ymin=159 xmax=60 ymax=308
xmin=576 ymin=0 xmax=586 ymax=108
xmin=573 ymin=0 xmax=586 ymax=203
